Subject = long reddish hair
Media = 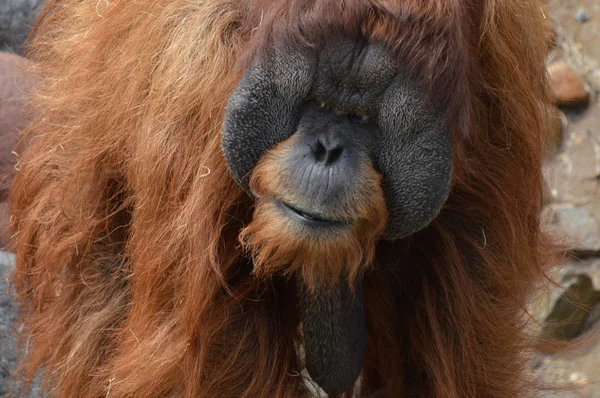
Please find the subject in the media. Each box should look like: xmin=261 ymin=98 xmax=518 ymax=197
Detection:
xmin=9 ymin=0 xmax=558 ymax=396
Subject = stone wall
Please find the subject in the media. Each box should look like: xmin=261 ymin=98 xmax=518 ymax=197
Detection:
xmin=0 ymin=0 xmax=43 ymax=54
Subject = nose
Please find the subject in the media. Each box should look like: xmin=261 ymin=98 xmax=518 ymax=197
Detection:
xmin=277 ymin=105 xmax=362 ymax=211
xmin=309 ymin=131 xmax=346 ymax=166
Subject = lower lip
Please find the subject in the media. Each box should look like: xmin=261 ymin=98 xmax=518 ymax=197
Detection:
xmin=277 ymin=201 xmax=347 ymax=228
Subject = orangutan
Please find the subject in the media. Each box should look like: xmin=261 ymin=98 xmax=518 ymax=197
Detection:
xmin=9 ymin=0 xmax=558 ymax=396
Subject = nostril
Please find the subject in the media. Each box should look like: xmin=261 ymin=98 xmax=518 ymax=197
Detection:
xmin=314 ymin=141 xmax=327 ymax=163
xmin=313 ymin=139 xmax=344 ymax=165
xmin=326 ymin=146 xmax=343 ymax=165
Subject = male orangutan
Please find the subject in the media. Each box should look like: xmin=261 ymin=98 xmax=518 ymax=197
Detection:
xmin=9 ymin=0 xmax=558 ymax=396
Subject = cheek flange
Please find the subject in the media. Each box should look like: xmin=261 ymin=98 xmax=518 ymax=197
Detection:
xmin=223 ymin=45 xmax=453 ymax=243
xmin=222 ymin=47 xmax=317 ymax=193
xmin=373 ymin=75 xmax=454 ymax=241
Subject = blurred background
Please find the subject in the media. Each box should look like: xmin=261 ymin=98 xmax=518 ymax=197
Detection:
xmin=0 ymin=0 xmax=599 ymax=396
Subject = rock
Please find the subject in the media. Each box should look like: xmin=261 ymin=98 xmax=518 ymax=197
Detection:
xmin=0 ymin=203 xmax=10 ymax=252
xmin=542 ymin=13 xmax=557 ymax=50
xmin=0 ymin=0 xmax=43 ymax=54
xmin=548 ymin=63 xmax=590 ymax=106
xmin=0 ymin=52 xmax=34 ymax=249
xmin=575 ymin=8 xmax=591 ymax=24
xmin=0 ymin=251 xmax=41 ymax=397
xmin=532 ymin=259 xmax=600 ymax=341
xmin=543 ymin=178 xmax=554 ymax=205
xmin=544 ymin=107 xmax=565 ymax=154
xmin=542 ymin=206 xmax=600 ymax=252
xmin=531 ymin=258 xmax=600 ymax=396
xmin=533 ymin=0 xmax=600 ymax=394
xmin=0 ymin=251 xmax=17 ymax=396
xmin=540 ymin=274 xmax=600 ymax=341
xmin=542 ymin=101 xmax=600 ymax=251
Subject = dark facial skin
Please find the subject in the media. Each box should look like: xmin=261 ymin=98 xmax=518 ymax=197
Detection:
xmin=223 ymin=38 xmax=453 ymax=240
xmin=273 ymin=101 xmax=377 ymax=225
xmin=222 ymin=37 xmax=453 ymax=395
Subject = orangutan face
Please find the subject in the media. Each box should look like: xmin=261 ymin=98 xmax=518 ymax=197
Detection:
xmin=222 ymin=37 xmax=453 ymax=241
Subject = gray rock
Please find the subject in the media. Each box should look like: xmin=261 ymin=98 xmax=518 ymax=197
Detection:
xmin=542 ymin=100 xmax=600 ymax=253
xmin=540 ymin=274 xmax=600 ymax=341
xmin=532 ymin=259 xmax=600 ymax=397
xmin=0 ymin=52 xmax=34 ymax=250
xmin=0 ymin=0 xmax=43 ymax=54
xmin=0 ymin=251 xmax=17 ymax=396
xmin=576 ymin=8 xmax=591 ymax=24
xmin=0 ymin=251 xmax=41 ymax=397
xmin=542 ymin=206 xmax=600 ymax=252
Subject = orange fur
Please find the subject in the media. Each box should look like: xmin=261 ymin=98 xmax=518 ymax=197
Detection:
xmin=241 ymin=136 xmax=387 ymax=291
xmin=8 ymin=0 xmax=559 ymax=397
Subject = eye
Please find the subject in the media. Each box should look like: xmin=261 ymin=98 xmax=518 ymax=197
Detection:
xmin=347 ymin=113 xmax=370 ymax=125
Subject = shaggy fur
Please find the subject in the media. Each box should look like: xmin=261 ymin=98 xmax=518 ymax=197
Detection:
xmin=9 ymin=0 xmax=558 ymax=397
xmin=241 ymin=136 xmax=387 ymax=291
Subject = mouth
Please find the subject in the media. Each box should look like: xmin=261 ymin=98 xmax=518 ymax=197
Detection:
xmin=277 ymin=200 xmax=349 ymax=228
